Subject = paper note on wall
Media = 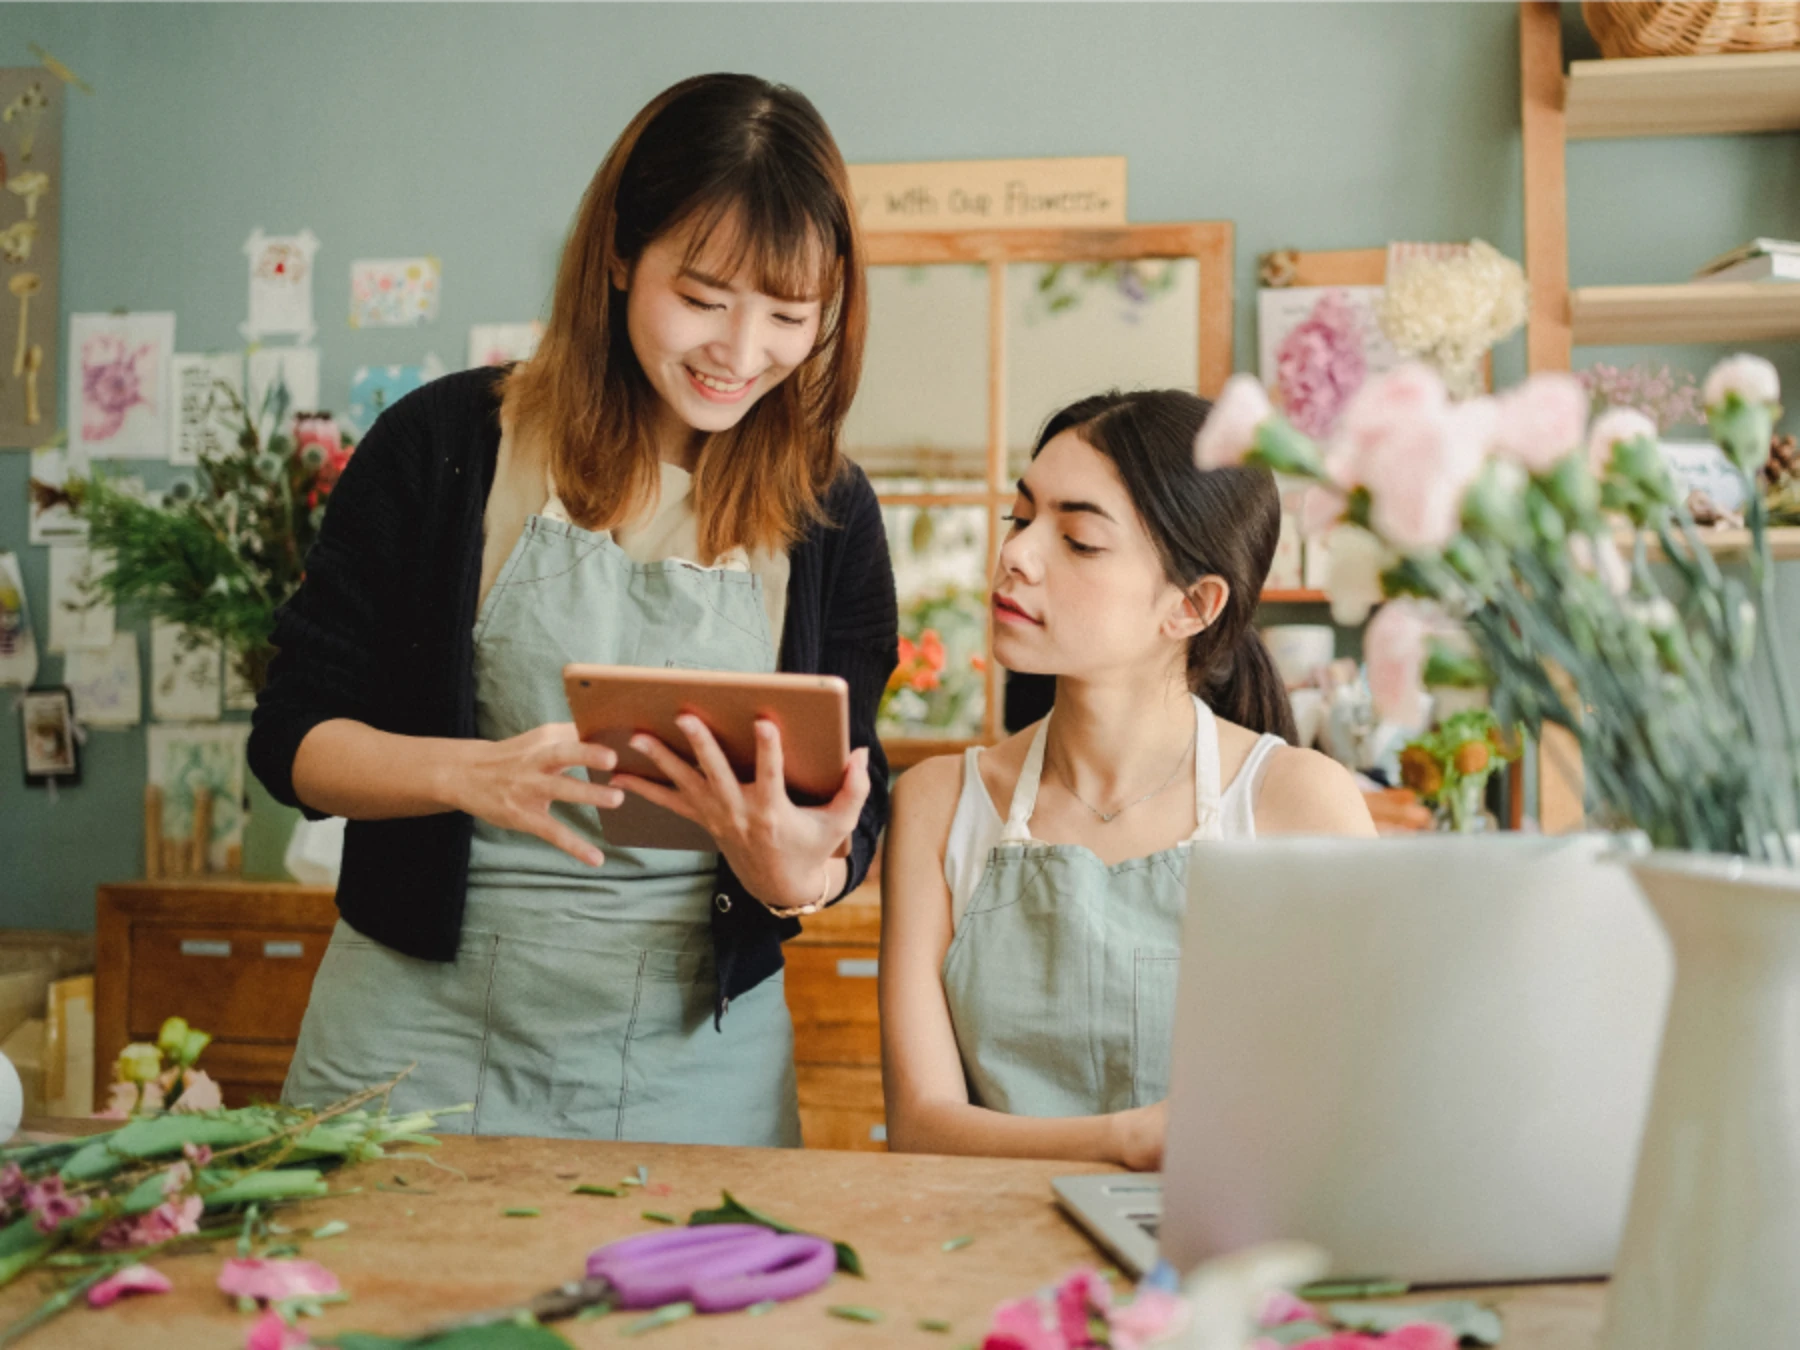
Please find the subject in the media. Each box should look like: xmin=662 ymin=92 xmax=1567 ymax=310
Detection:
xmin=346 ymin=356 xmax=444 ymax=435
xmin=47 ymin=545 xmax=114 ymax=652
xmin=27 ymin=446 xmax=85 ymax=545
xmin=150 ymin=620 xmax=221 ymax=721
xmin=247 ymin=346 xmax=321 ymax=426
xmin=0 ymin=550 xmax=39 ymax=687
xmin=68 ymin=311 xmax=176 ymax=461
xmin=65 ymin=632 xmax=140 ymax=727
xmin=170 ymin=353 xmax=244 ymax=467
xmin=349 ymin=256 xmax=441 ymax=328
xmin=242 ymin=229 xmax=320 ymax=343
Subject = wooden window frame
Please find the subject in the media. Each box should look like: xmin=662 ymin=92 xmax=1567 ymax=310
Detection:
xmin=861 ymin=224 xmax=1234 ymax=767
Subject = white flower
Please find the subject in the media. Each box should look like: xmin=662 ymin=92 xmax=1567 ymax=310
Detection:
xmin=1195 ymin=374 xmax=1274 ymax=470
xmin=1325 ymin=525 xmax=1394 ymax=626
xmin=1703 ymin=354 xmax=1780 ymax=411
xmin=1569 ymin=533 xmax=1631 ymax=597
xmin=1586 ymin=407 xmax=1658 ymax=475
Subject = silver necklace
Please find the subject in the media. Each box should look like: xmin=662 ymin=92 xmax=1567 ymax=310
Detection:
xmin=1050 ymin=740 xmax=1192 ymax=824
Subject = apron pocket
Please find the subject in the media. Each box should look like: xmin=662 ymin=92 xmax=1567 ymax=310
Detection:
xmin=1130 ymin=949 xmax=1182 ymax=1107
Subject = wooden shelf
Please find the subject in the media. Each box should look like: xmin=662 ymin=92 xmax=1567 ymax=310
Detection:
xmin=1566 ymin=50 xmax=1800 ymax=140
xmin=1260 ymin=588 xmax=1329 ymax=604
xmin=1616 ymin=524 xmax=1800 ymax=561
xmin=1570 ymin=282 xmax=1800 ymax=345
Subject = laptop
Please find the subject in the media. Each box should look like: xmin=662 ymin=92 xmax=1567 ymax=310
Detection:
xmin=1055 ymin=833 xmax=1671 ymax=1284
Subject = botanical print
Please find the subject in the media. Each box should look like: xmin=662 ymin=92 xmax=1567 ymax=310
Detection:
xmin=246 ymin=345 xmax=320 ymax=426
xmin=146 ymin=723 xmax=249 ymax=870
xmin=68 ymin=311 xmax=175 ymax=460
xmin=64 ymin=632 xmax=141 ymax=727
xmin=150 ymin=619 xmax=221 ymax=722
xmin=349 ymin=256 xmax=441 ymax=328
xmin=0 ymin=66 xmax=62 ymax=449
xmin=46 ymin=544 xmax=114 ymax=653
xmin=27 ymin=445 xmax=86 ymax=544
xmin=241 ymin=228 xmax=320 ymax=343
xmin=1257 ymin=286 xmax=1399 ymax=440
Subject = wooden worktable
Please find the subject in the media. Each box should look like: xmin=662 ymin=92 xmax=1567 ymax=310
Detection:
xmin=0 ymin=1130 xmax=1606 ymax=1347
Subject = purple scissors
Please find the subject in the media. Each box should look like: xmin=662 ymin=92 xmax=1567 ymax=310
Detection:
xmin=428 ymin=1223 xmax=836 ymax=1332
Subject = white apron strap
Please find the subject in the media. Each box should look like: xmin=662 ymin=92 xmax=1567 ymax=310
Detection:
xmin=999 ymin=716 xmax=1052 ymax=844
xmin=1188 ymin=695 xmax=1225 ymax=842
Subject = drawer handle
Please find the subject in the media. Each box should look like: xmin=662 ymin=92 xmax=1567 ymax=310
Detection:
xmin=835 ymin=958 xmax=879 ymax=979
xmin=179 ymin=940 xmax=231 ymax=958
xmin=263 ymin=941 xmax=305 ymax=959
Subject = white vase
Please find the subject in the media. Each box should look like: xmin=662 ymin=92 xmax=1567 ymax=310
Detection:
xmin=1599 ymin=851 xmax=1800 ymax=1350
xmin=0 ymin=1047 xmax=21 ymax=1141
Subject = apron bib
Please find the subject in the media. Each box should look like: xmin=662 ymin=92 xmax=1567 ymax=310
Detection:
xmin=941 ymin=696 xmax=1224 ymax=1117
xmin=285 ymin=509 xmax=801 ymax=1145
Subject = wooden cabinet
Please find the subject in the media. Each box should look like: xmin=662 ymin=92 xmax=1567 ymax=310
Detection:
xmin=786 ymin=879 xmax=887 ymax=1151
xmin=95 ymin=882 xmax=338 ymax=1108
xmin=95 ymin=877 xmax=890 ymax=1146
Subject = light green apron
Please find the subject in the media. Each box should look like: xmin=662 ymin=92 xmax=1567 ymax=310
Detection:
xmin=941 ymin=695 xmax=1225 ymax=1117
xmin=284 ymin=511 xmax=802 ymax=1145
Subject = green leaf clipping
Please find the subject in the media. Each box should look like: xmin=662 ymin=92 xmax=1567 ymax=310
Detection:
xmin=827 ymin=1305 xmax=884 ymax=1323
xmin=940 ymin=1235 xmax=974 ymax=1252
xmin=571 ymin=1184 xmax=620 ymax=1197
xmin=325 ymin=1325 xmax=576 ymax=1349
xmin=687 ymin=1190 xmax=863 ymax=1277
xmin=1327 ymin=1300 xmax=1503 ymax=1346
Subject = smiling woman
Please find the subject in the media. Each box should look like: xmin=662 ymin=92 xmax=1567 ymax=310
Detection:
xmin=248 ymin=74 xmax=898 ymax=1147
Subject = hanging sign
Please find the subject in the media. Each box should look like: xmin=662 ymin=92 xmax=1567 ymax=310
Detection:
xmin=848 ymin=156 xmax=1127 ymax=232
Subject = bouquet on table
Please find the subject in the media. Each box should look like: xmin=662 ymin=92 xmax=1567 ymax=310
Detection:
xmin=1198 ymin=354 xmax=1794 ymax=859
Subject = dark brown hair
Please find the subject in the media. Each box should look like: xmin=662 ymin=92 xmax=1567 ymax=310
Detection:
xmin=1034 ymin=390 xmax=1298 ymax=742
xmin=504 ymin=73 xmax=866 ymax=561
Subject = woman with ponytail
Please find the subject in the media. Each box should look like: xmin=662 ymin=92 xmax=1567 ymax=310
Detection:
xmin=880 ymin=389 xmax=1372 ymax=1168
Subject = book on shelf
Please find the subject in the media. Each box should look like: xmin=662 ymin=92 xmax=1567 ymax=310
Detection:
xmin=1693 ymin=237 xmax=1800 ymax=279
xmin=1693 ymin=252 xmax=1800 ymax=284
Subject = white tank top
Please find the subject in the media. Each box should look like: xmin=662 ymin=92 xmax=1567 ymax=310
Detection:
xmin=943 ymin=719 xmax=1286 ymax=931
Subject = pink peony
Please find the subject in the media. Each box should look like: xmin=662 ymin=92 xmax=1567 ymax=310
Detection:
xmin=1365 ymin=600 xmax=1437 ymax=727
xmin=1110 ymin=1287 xmax=1189 ymax=1349
xmin=1492 ymin=372 xmax=1588 ymax=473
xmin=246 ymin=1309 xmax=315 ymax=1350
xmin=1586 ymin=407 xmax=1658 ymax=476
xmin=1299 ymin=484 xmax=1348 ymax=539
xmin=1274 ymin=290 xmax=1368 ymax=439
xmin=1196 ymin=374 xmax=1275 ymax=470
xmin=218 ymin=1258 xmax=342 ymax=1305
xmin=172 ymin=1069 xmax=223 ymax=1114
xmin=87 ymin=1263 xmax=173 ymax=1308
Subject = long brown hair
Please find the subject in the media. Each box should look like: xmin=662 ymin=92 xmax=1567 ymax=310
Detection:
xmin=1034 ymin=390 xmax=1298 ymax=743
xmin=505 ymin=73 xmax=866 ymax=561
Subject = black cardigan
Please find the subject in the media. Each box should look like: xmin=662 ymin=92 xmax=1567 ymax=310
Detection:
xmin=249 ymin=367 xmax=898 ymax=1024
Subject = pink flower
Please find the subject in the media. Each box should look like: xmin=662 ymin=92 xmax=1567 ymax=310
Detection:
xmin=24 ymin=1175 xmax=87 ymax=1235
xmin=1196 ymin=374 xmax=1275 ymax=470
xmin=97 ymin=1194 xmax=203 ymax=1250
xmin=1365 ymin=600 xmax=1437 ymax=727
xmin=1298 ymin=484 xmax=1348 ymax=539
xmin=172 ymin=1069 xmax=223 ymax=1114
xmin=1110 ymin=1288 xmax=1189 ymax=1349
xmin=87 ymin=1263 xmax=173 ymax=1308
xmin=183 ymin=1142 xmax=214 ymax=1168
xmin=984 ymin=1295 xmax=1066 ymax=1350
xmin=1287 ymin=1326 xmax=1457 ymax=1350
xmin=1492 ymin=372 xmax=1588 ymax=473
xmin=1326 ymin=366 xmax=1490 ymax=552
xmin=1274 ymin=290 xmax=1369 ymax=439
xmin=80 ymin=334 xmax=155 ymax=442
xmin=246 ymin=1309 xmax=315 ymax=1350
xmin=1054 ymin=1268 xmax=1112 ymax=1343
xmin=1259 ymin=1289 xmax=1321 ymax=1325
xmin=0 ymin=1162 xmax=24 ymax=1214
xmin=1703 ymin=354 xmax=1780 ymax=410
xmin=96 ymin=1081 xmax=140 ymax=1119
xmin=218 ymin=1258 xmax=342 ymax=1306
xmin=1586 ymin=407 xmax=1658 ymax=476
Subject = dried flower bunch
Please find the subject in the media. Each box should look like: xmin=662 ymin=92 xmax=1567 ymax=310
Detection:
xmin=1377 ymin=242 xmax=1527 ymax=400
xmin=1199 ymin=354 xmax=1795 ymax=860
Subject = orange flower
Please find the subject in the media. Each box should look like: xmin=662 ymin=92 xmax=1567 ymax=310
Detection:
xmin=970 ymin=654 xmax=988 ymax=673
xmin=1453 ymin=741 xmax=1490 ymax=776
xmin=1398 ymin=745 xmax=1444 ymax=798
xmin=919 ymin=629 xmax=946 ymax=669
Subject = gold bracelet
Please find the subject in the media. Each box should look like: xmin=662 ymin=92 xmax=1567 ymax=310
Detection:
xmin=764 ymin=864 xmax=834 ymax=919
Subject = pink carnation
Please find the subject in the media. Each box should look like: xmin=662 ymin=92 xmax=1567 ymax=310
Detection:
xmin=246 ymin=1309 xmax=315 ymax=1350
xmin=1492 ymin=372 xmax=1588 ymax=473
xmin=1196 ymin=374 xmax=1275 ymax=470
xmin=1274 ymin=290 xmax=1368 ymax=439
xmin=1586 ymin=407 xmax=1658 ymax=476
xmin=24 ymin=1175 xmax=87 ymax=1235
xmin=1054 ymin=1268 xmax=1112 ymax=1344
xmin=97 ymin=1194 xmax=202 ymax=1250
xmin=1110 ymin=1287 xmax=1189 ymax=1349
xmin=172 ymin=1069 xmax=223 ymax=1114
xmin=1366 ymin=600 xmax=1437 ymax=727
xmin=218 ymin=1258 xmax=342 ymax=1305
xmin=87 ymin=1263 xmax=173 ymax=1308
xmin=984 ymin=1295 xmax=1065 ymax=1350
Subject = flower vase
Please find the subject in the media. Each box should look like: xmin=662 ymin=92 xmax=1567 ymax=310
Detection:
xmin=1435 ymin=776 xmax=1493 ymax=833
xmin=240 ymin=767 xmax=301 ymax=882
xmin=1598 ymin=852 xmax=1800 ymax=1350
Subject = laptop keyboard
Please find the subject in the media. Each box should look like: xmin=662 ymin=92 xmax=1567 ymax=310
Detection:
xmin=1133 ymin=1216 xmax=1160 ymax=1239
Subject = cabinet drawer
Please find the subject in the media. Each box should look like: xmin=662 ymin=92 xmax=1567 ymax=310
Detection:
xmin=127 ymin=926 xmax=329 ymax=1042
xmin=784 ymin=944 xmax=881 ymax=1066
xmin=193 ymin=1041 xmax=296 ymax=1109
xmin=796 ymin=1063 xmax=886 ymax=1152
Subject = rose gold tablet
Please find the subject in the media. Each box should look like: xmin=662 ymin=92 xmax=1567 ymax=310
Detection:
xmin=563 ymin=663 xmax=851 ymax=853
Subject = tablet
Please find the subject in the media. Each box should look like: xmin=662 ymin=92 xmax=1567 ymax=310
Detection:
xmin=563 ymin=664 xmax=852 ymax=852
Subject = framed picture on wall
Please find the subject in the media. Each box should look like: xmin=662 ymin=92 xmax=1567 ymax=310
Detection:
xmin=21 ymin=685 xmax=79 ymax=786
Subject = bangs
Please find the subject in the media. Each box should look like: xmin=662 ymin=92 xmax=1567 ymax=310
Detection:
xmin=675 ymin=186 xmax=838 ymax=304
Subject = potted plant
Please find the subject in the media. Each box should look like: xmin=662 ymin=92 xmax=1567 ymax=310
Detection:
xmin=36 ymin=377 xmax=353 ymax=877
xmin=1198 ymin=353 xmax=1796 ymax=1349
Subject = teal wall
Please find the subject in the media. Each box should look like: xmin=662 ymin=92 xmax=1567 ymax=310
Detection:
xmin=2 ymin=3 xmax=1796 ymax=929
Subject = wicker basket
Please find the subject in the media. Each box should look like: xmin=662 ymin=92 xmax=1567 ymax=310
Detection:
xmin=1582 ymin=1 xmax=1800 ymax=57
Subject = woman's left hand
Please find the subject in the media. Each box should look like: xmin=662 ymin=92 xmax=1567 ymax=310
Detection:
xmin=612 ymin=716 xmax=870 ymax=911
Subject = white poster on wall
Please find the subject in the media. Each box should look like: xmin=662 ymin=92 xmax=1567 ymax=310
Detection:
xmin=68 ymin=311 xmax=176 ymax=461
xmin=247 ymin=345 xmax=321 ymax=424
xmin=66 ymin=632 xmax=141 ymax=727
xmin=0 ymin=550 xmax=39 ymax=688
xmin=27 ymin=446 xmax=86 ymax=545
xmin=150 ymin=620 xmax=222 ymax=722
xmin=170 ymin=352 xmax=244 ymax=467
xmin=46 ymin=545 xmax=114 ymax=652
xmin=241 ymin=228 xmax=320 ymax=343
